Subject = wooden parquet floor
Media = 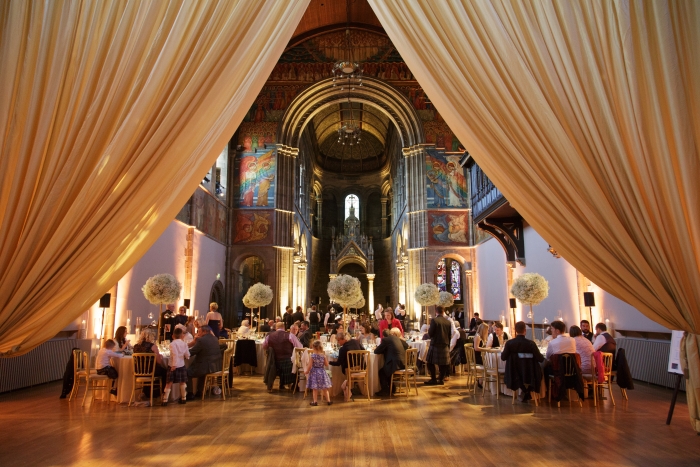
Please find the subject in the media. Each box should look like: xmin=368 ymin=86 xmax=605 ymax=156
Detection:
xmin=1 ymin=375 xmax=699 ymax=467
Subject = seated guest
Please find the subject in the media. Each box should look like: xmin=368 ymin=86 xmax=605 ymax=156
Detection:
xmin=328 ymin=331 xmax=364 ymax=400
xmin=580 ymin=319 xmax=594 ymax=343
xmin=237 ymin=320 xmax=252 ymax=338
xmin=570 ymin=325 xmax=595 ymax=375
xmin=186 ymin=325 xmax=224 ymax=400
xmin=173 ymin=306 xmax=189 ymax=327
xmin=593 ymin=322 xmax=617 ymax=356
xmin=133 ymin=329 xmax=167 ymax=399
xmin=260 ymin=320 xmax=272 ymax=333
xmin=218 ymin=327 xmax=230 ymax=339
xmin=545 ymin=321 xmax=576 ymax=362
xmin=543 ymin=326 xmax=553 ymax=343
xmin=290 ymin=324 xmax=300 ymax=338
xmin=357 ymin=323 xmax=375 ymax=345
xmin=114 ymin=325 xmax=131 ymax=352
xmin=185 ymin=316 xmax=196 ymax=337
xmin=420 ymin=323 xmax=430 ymax=340
xmin=96 ymin=339 xmax=120 ymax=396
xmin=373 ymin=329 xmax=409 ymax=396
xmin=330 ymin=323 xmax=344 ymax=336
xmin=291 ymin=306 xmax=305 ymax=324
xmin=449 ymin=323 xmax=468 ymax=369
xmin=298 ymin=321 xmax=313 ymax=348
xmin=473 ymin=322 xmax=489 ymax=366
xmin=501 ymin=321 xmax=544 ymax=401
xmin=379 ymin=309 xmax=404 ymax=339
xmin=174 ymin=324 xmax=194 ymax=344
xmin=263 ymin=322 xmax=302 ymax=391
xmin=486 ymin=321 xmax=509 ymax=348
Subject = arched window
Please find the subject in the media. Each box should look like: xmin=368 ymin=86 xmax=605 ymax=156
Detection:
xmin=436 ymin=258 xmax=462 ymax=301
xmin=344 ymin=194 xmax=359 ymax=220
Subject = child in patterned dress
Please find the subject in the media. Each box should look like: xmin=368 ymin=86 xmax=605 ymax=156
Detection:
xmin=304 ymin=340 xmax=332 ymax=406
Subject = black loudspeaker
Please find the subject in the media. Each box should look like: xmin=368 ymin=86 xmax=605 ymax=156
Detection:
xmin=99 ymin=293 xmax=111 ymax=308
xmin=583 ymin=292 xmax=595 ymax=307
xmin=183 ymin=299 xmax=191 ymax=309
xmin=509 ymin=298 xmax=517 ymax=309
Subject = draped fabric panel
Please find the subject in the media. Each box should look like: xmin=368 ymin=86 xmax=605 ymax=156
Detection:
xmin=369 ymin=0 xmax=700 ymax=333
xmin=0 ymin=0 xmax=310 ymax=355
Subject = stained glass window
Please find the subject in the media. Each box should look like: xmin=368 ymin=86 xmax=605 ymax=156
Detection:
xmin=436 ymin=258 xmax=446 ymax=292
xmin=450 ymin=260 xmax=461 ymax=300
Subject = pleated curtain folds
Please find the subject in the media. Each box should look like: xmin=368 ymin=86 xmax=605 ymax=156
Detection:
xmin=0 ymin=0 xmax=310 ymax=355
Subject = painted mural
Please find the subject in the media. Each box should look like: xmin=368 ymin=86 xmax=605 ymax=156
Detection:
xmin=425 ymin=151 xmax=468 ymax=208
xmin=233 ymin=150 xmax=276 ymax=208
xmin=428 ymin=210 xmax=470 ymax=246
xmin=232 ymin=209 xmax=274 ymax=245
xmin=175 ymin=187 xmax=227 ymax=244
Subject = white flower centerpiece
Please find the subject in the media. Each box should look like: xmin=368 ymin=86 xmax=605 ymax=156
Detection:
xmin=243 ymin=283 xmax=273 ymax=332
xmin=510 ymin=272 xmax=549 ymax=339
xmin=350 ymin=296 xmax=365 ymax=315
xmin=142 ymin=273 xmax=182 ymax=342
xmin=438 ymin=291 xmax=455 ymax=310
xmin=415 ymin=283 xmax=440 ymax=324
xmin=327 ymin=274 xmax=363 ymax=327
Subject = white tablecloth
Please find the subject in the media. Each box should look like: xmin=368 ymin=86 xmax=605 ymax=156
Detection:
xmin=105 ymin=355 xmax=188 ymax=404
xmin=295 ymin=347 xmax=382 ymax=397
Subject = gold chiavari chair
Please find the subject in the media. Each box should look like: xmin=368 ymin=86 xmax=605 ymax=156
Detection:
xmin=482 ymin=348 xmax=505 ymax=398
xmin=581 ymin=354 xmax=598 ymax=407
xmin=81 ymin=353 xmax=112 ymax=406
xmin=390 ymin=348 xmax=419 ymax=397
xmin=510 ymin=352 xmax=540 ymax=406
xmin=548 ymin=353 xmax=583 ymax=407
xmin=293 ymin=347 xmax=309 ymax=398
xmin=346 ymin=350 xmax=370 ymax=401
xmin=458 ymin=345 xmax=479 ymax=396
xmin=597 ymin=352 xmax=616 ymax=406
xmin=129 ymin=353 xmax=162 ymax=407
xmin=420 ymin=340 xmax=431 ymax=375
xmin=69 ymin=349 xmax=92 ymax=401
xmin=202 ymin=347 xmax=235 ymax=401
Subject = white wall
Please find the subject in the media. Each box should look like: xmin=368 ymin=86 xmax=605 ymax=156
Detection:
xmin=474 ymin=224 xmax=670 ymax=334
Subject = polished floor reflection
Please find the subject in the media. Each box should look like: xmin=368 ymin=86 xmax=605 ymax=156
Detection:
xmin=0 ymin=375 xmax=698 ymax=467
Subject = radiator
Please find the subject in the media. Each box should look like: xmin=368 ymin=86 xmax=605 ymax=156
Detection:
xmin=0 ymin=338 xmax=78 ymax=393
xmin=616 ymin=337 xmax=685 ymax=391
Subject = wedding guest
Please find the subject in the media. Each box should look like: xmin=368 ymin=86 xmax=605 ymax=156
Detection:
xmin=291 ymin=306 xmax=305 ymax=324
xmin=424 ymin=306 xmax=452 ymax=386
xmin=374 ymin=303 xmax=384 ymax=322
xmin=593 ymin=322 xmax=617 ymax=356
xmin=304 ymin=340 xmax=333 ymax=406
xmin=206 ymin=302 xmax=223 ymax=338
xmin=307 ymin=305 xmax=321 ymax=333
xmin=186 ymin=325 xmax=224 ymax=400
xmin=173 ymin=306 xmax=188 ymax=327
xmin=290 ymin=324 xmax=300 ymax=338
xmin=348 ymin=317 xmax=357 ymax=335
xmin=469 ymin=312 xmax=480 ymax=332
xmin=161 ymin=304 xmax=176 ymax=342
xmin=357 ymin=323 xmax=375 ymax=345
xmin=263 ymin=322 xmax=302 ymax=391
xmin=260 ymin=320 xmax=272 ymax=333
xmin=420 ymin=323 xmax=430 ymax=340
xmin=323 ymin=305 xmax=336 ymax=332
xmin=374 ymin=329 xmax=409 ymax=396
xmin=473 ymin=322 xmax=489 ymax=366
xmin=185 ymin=316 xmax=196 ymax=337
xmin=395 ymin=304 xmax=406 ymax=329
xmin=545 ymin=321 xmax=576 ymax=362
xmin=96 ymin=339 xmax=120 ymax=396
xmin=162 ymin=327 xmax=190 ymax=406
xmin=237 ymin=320 xmax=252 ymax=338
xmin=500 ymin=321 xmax=544 ymax=402
xmin=580 ymin=320 xmax=594 ymax=343
xmin=543 ymin=326 xmax=554 ymax=343
xmin=133 ymin=329 xmax=167 ymax=400
xmin=486 ymin=322 xmax=509 ymax=348
xmin=379 ymin=309 xmax=404 ymax=339
xmin=570 ymin=325 xmax=595 ymax=375
xmin=331 ymin=331 xmax=364 ymax=401
xmin=114 ymin=326 xmax=131 ymax=352
xmin=454 ymin=308 xmax=466 ymax=329
xmin=283 ymin=306 xmax=294 ymax=330
xmin=298 ymin=321 xmax=313 ymax=348
xmin=449 ymin=323 xmax=468 ymax=369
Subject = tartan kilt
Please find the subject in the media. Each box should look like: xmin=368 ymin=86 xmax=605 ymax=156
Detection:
xmin=309 ymin=324 xmax=319 ymax=334
xmin=427 ymin=344 xmax=451 ymax=366
xmin=167 ymin=366 xmax=188 ymax=383
xmin=276 ymin=358 xmax=295 ymax=386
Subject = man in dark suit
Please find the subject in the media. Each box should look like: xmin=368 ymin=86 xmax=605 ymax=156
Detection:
xmin=373 ymin=329 xmax=409 ymax=396
xmin=291 ymin=306 xmax=305 ymax=325
xmin=501 ymin=321 xmax=544 ymax=401
xmin=329 ymin=331 xmax=364 ymax=375
xmin=468 ymin=312 xmax=480 ymax=332
xmin=187 ymin=325 xmax=225 ymax=399
xmin=260 ymin=319 xmax=272 ymax=333
xmin=455 ymin=308 xmax=466 ymax=329
xmin=425 ymin=305 xmax=452 ymax=386
xmin=298 ymin=321 xmax=313 ymax=348
xmin=283 ymin=306 xmax=294 ymax=330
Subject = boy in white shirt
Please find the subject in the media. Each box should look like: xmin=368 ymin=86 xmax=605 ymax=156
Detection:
xmin=96 ymin=339 xmax=121 ymax=396
xmin=162 ymin=327 xmax=190 ymax=406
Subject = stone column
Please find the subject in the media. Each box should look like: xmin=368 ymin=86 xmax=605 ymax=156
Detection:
xmin=367 ymin=274 xmax=375 ymax=316
xmin=315 ymin=195 xmax=323 ymax=237
xmin=380 ymin=196 xmax=388 ymax=238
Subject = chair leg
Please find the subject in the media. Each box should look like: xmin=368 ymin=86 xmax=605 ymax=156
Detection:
xmin=512 ymin=390 xmax=517 ymax=405
xmin=221 ymin=377 xmax=226 ymax=401
xmin=608 ymin=382 xmax=615 ymax=406
xmin=129 ymin=383 xmax=136 ymax=407
xmin=533 ymin=391 xmax=539 ymax=407
xmin=366 ymin=377 xmax=370 ymax=401
xmin=548 ymin=380 xmax=552 ymax=404
xmin=593 ymin=382 xmax=597 ymax=407
xmin=389 ymin=376 xmax=394 ymax=398
xmin=82 ymin=380 xmax=90 ymax=406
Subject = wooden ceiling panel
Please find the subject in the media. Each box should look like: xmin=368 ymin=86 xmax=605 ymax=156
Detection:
xmin=292 ymin=0 xmax=383 ymax=40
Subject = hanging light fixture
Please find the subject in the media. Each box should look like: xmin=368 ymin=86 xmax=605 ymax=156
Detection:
xmin=337 ymin=97 xmax=361 ymax=146
xmin=332 ymin=0 xmax=362 ymax=91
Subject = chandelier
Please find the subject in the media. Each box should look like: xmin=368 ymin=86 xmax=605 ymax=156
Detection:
xmin=337 ymin=98 xmax=361 ymax=146
xmin=332 ymin=1 xmax=362 ymax=90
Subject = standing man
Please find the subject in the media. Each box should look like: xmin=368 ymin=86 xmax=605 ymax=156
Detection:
xmin=468 ymin=312 xmax=480 ymax=332
xmin=395 ymin=304 xmax=406 ymax=330
xmin=307 ymin=305 xmax=321 ymax=334
xmin=424 ymin=306 xmax=452 ymax=386
xmin=282 ymin=306 xmax=294 ymax=330
xmin=580 ymin=320 xmax=594 ymax=343
xmin=161 ymin=304 xmax=176 ymax=342
xmin=291 ymin=306 xmax=305 ymax=325
xmin=374 ymin=328 xmax=409 ymax=396
xmin=455 ymin=308 xmax=466 ymax=329
xmin=324 ymin=305 xmax=336 ymax=332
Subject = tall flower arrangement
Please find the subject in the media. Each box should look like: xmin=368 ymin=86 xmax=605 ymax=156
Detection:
xmin=415 ymin=283 xmax=440 ymax=324
xmin=142 ymin=274 xmax=182 ymax=342
xmin=327 ymin=275 xmax=363 ymax=327
xmin=243 ymin=283 xmax=273 ymax=331
xmin=438 ymin=291 xmax=454 ymax=309
xmin=511 ymin=272 xmax=549 ymax=339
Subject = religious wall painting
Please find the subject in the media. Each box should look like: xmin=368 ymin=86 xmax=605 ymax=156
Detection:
xmin=192 ymin=188 xmax=206 ymax=232
xmin=216 ymin=202 xmax=227 ymax=243
xmin=232 ymin=209 xmax=274 ymax=245
xmin=237 ymin=122 xmax=278 ymax=151
xmin=426 ymin=151 xmax=468 ymax=208
xmin=233 ymin=150 xmax=276 ymax=208
xmin=427 ymin=210 xmax=470 ymax=246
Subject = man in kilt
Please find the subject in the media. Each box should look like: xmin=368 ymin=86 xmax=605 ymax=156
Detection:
xmin=424 ymin=305 xmax=452 ymax=386
xmin=263 ymin=322 xmax=302 ymax=390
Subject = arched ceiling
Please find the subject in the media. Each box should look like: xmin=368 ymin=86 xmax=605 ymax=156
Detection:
xmin=290 ymin=0 xmax=382 ymax=45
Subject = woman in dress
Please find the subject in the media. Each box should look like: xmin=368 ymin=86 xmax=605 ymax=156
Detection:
xmin=304 ymin=340 xmax=332 ymax=406
xmin=114 ymin=326 xmax=131 ymax=352
xmin=570 ymin=325 xmax=595 ymax=375
xmin=473 ymin=323 xmax=489 ymax=366
xmin=206 ymin=302 xmax=223 ymax=338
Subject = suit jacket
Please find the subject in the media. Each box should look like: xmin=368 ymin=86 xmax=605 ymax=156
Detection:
xmin=469 ymin=317 xmax=477 ymax=331
xmin=374 ymin=334 xmax=409 ymax=374
xmin=291 ymin=311 xmax=305 ymax=324
xmin=455 ymin=311 xmax=465 ymax=328
xmin=283 ymin=312 xmax=294 ymax=330
xmin=329 ymin=338 xmax=364 ymax=374
xmin=188 ymin=333 xmax=224 ymax=377
xmin=501 ymin=335 xmax=544 ymax=392
xmin=428 ymin=316 xmax=452 ymax=349
xmin=299 ymin=329 xmax=313 ymax=348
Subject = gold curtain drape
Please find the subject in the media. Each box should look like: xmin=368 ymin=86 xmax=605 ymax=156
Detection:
xmin=0 ymin=0 xmax=310 ymax=355
xmin=681 ymin=334 xmax=700 ymax=432
xmin=369 ymin=0 xmax=700 ymax=333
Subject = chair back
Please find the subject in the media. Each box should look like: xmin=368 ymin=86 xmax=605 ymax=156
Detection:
xmin=73 ymin=349 xmax=86 ymax=373
xmin=294 ymin=347 xmax=307 ymax=370
xmin=464 ymin=345 xmax=476 ymax=373
xmin=560 ymin=353 xmax=577 ymax=377
xmin=132 ymin=353 xmax=157 ymax=377
xmin=405 ymin=348 xmax=418 ymax=370
xmin=346 ymin=350 xmax=369 ymax=373
xmin=482 ymin=348 xmax=499 ymax=371
xmin=221 ymin=339 xmax=237 ymax=350
xmin=222 ymin=347 xmax=235 ymax=373
xmin=602 ymin=352 xmax=614 ymax=378
xmin=421 ymin=340 xmax=431 ymax=362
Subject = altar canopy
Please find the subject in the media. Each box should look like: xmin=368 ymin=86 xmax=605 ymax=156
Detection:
xmin=0 ymin=0 xmax=310 ymax=355
xmin=369 ymin=0 xmax=700 ymax=333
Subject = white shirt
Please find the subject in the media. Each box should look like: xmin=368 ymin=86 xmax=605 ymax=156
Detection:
xmin=593 ymin=333 xmax=612 ymax=351
xmin=374 ymin=307 xmax=383 ymax=321
xmin=237 ymin=325 xmax=251 ymax=338
xmin=574 ymin=336 xmax=595 ymax=374
xmin=169 ymin=339 xmax=190 ymax=368
xmin=486 ymin=332 xmax=508 ymax=348
xmin=545 ymin=335 xmax=577 ymax=361
xmin=96 ymin=348 xmax=120 ymax=370
xmin=395 ymin=307 xmax=405 ymax=317
xmin=449 ymin=330 xmax=460 ymax=351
